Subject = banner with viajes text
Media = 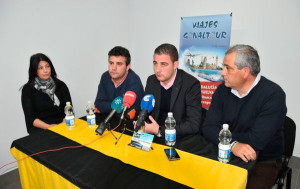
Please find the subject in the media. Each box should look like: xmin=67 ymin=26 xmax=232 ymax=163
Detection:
xmin=179 ymin=14 xmax=232 ymax=108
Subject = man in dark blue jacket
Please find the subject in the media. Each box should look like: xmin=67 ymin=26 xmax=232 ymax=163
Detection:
xmin=94 ymin=46 xmax=144 ymax=119
xmin=203 ymin=44 xmax=287 ymax=189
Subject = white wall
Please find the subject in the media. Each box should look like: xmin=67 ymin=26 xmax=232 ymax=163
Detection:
xmin=0 ymin=0 xmax=299 ymax=174
xmin=0 ymin=0 xmax=130 ymax=174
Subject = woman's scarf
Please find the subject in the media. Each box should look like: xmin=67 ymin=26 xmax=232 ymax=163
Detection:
xmin=34 ymin=77 xmax=60 ymax=106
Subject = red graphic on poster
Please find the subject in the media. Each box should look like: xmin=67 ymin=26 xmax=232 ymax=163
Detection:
xmin=201 ymin=82 xmax=222 ymax=109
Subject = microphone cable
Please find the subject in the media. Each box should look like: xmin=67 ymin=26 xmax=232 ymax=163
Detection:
xmin=0 ymin=121 xmax=122 ymax=173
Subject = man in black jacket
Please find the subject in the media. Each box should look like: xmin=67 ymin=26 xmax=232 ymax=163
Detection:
xmin=143 ymin=43 xmax=202 ymax=138
xmin=202 ymin=44 xmax=287 ymax=189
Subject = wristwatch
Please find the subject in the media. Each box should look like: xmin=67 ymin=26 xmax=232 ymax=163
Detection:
xmin=156 ymin=127 xmax=162 ymax=137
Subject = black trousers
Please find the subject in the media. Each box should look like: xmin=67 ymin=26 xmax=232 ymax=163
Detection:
xmin=247 ymin=159 xmax=281 ymax=189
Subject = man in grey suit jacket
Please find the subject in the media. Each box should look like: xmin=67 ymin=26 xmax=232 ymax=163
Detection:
xmin=143 ymin=43 xmax=202 ymax=138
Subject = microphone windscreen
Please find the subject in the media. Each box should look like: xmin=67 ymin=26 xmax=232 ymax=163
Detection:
xmin=111 ymin=96 xmax=124 ymax=113
xmin=127 ymin=109 xmax=136 ymax=120
xmin=123 ymin=91 xmax=137 ymax=108
xmin=94 ymin=106 xmax=100 ymax=113
xmin=141 ymin=94 xmax=155 ymax=113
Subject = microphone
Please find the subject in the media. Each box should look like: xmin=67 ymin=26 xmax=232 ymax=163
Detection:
xmin=120 ymin=91 xmax=137 ymax=120
xmin=134 ymin=94 xmax=155 ymax=132
xmin=96 ymin=96 xmax=124 ymax=135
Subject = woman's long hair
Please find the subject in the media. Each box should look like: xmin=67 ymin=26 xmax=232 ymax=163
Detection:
xmin=27 ymin=53 xmax=57 ymax=84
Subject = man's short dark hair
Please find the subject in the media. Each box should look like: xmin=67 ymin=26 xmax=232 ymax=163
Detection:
xmin=108 ymin=46 xmax=131 ymax=66
xmin=154 ymin=43 xmax=178 ymax=63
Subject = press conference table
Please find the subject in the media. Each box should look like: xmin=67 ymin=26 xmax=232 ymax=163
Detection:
xmin=11 ymin=115 xmax=253 ymax=189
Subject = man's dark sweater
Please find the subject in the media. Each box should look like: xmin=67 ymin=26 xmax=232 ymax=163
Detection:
xmin=203 ymin=76 xmax=287 ymax=161
xmin=94 ymin=69 xmax=144 ymax=114
xmin=157 ymin=86 xmax=172 ymax=126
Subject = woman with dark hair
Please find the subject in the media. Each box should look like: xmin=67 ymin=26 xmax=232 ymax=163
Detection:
xmin=21 ymin=53 xmax=72 ymax=134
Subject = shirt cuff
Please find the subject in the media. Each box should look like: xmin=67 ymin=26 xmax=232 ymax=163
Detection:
xmin=231 ymin=141 xmax=238 ymax=150
xmin=156 ymin=127 xmax=162 ymax=137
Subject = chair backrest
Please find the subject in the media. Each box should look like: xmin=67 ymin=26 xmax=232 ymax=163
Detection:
xmin=283 ymin=116 xmax=296 ymax=157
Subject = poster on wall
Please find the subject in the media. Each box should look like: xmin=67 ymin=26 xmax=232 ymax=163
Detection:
xmin=179 ymin=14 xmax=232 ymax=109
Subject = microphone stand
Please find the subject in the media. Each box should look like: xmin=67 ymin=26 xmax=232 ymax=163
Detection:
xmin=107 ymin=122 xmax=118 ymax=140
xmin=114 ymin=116 xmax=134 ymax=145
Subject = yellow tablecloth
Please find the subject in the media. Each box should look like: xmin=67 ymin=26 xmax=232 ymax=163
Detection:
xmin=11 ymin=119 xmax=247 ymax=189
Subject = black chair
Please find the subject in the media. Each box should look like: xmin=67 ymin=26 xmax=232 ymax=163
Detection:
xmin=275 ymin=116 xmax=296 ymax=189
